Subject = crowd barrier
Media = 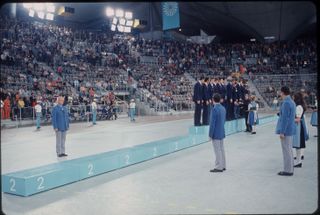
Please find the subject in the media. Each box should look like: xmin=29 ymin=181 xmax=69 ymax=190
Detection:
xmin=2 ymin=115 xmax=278 ymax=196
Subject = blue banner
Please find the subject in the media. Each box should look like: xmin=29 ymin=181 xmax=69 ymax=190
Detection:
xmin=162 ymin=2 xmax=180 ymax=31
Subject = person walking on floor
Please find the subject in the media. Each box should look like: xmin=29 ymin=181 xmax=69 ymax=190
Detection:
xmin=34 ymin=101 xmax=42 ymax=130
xmin=129 ymin=99 xmax=136 ymax=122
xmin=52 ymin=96 xmax=69 ymax=157
xmin=248 ymin=95 xmax=259 ymax=134
xmin=3 ymin=96 xmax=11 ymax=119
xmin=91 ymin=99 xmax=97 ymax=125
xmin=276 ymin=86 xmax=296 ymax=176
xmin=292 ymin=92 xmax=309 ymax=167
xmin=209 ymin=93 xmax=226 ymax=173
xmin=1 ymin=99 xmax=4 ymax=119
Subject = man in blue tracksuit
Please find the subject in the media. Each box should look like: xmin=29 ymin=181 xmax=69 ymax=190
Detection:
xmin=209 ymin=93 xmax=227 ymax=173
xmin=52 ymin=96 xmax=70 ymax=157
xmin=276 ymin=86 xmax=296 ymax=176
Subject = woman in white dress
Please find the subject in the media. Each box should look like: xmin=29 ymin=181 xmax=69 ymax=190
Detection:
xmin=292 ymin=92 xmax=309 ymax=167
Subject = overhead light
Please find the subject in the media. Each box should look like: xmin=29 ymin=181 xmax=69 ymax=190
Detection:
xmin=112 ymin=17 xmax=118 ymax=25
xmin=37 ymin=11 xmax=45 ymax=19
xmin=125 ymin=11 xmax=132 ymax=19
xmin=106 ymin=7 xmax=114 ymax=17
xmin=117 ymin=25 xmax=124 ymax=32
xmin=111 ymin=24 xmax=116 ymax=31
xmin=29 ymin=9 xmax=35 ymax=17
xmin=124 ymin=26 xmax=131 ymax=33
xmin=115 ymin=9 xmax=124 ymax=17
xmin=250 ymin=38 xmax=256 ymax=42
xmin=46 ymin=13 xmax=54 ymax=20
xmin=23 ymin=3 xmax=33 ymax=9
xmin=126 ymin=20 xmax=133 ymax=27
xmin=179 ymin=28 xmax=182 ymax=32
xmin=264 ymin=36 xmax=275 ymax=40
xmin=33 ymin=3 xmax=45 ymax=11
xmin=119 ymin=18 xmax=126 ymax=25
xmin=133 ymin=19 xmax=140 ymax=28
xmin=46 ymin=3 xmax=55 ymax=13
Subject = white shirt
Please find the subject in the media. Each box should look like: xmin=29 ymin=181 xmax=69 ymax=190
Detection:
xmin=34 ymin=104 xmax=42 ymax=113
xmin=248 ymin=102 xmax=259 ymax=112
xmin=129 ymin=102 xmax=136 ymax=109
xmin=91 ymin=101 xmax=97 ymax=110
xmin=296 ymin=105 xmax=303 ymax=118
xmin=1 ymin=100 xmax=3 ymax=108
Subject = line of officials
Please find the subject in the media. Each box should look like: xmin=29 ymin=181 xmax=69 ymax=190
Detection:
xmin=193 ymin=76 xmax=250 ymax=127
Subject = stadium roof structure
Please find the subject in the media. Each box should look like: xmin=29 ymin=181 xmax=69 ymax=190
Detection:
xmin=5 ymin=1 xmax=317 ymax=42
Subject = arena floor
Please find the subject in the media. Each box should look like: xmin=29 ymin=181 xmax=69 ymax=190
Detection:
xmin=1 ymin=113 xmax=318 ymax=214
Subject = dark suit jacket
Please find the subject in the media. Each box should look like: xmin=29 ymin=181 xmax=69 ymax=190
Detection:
xmin=193 ymin=81 xmax=203 ymax=102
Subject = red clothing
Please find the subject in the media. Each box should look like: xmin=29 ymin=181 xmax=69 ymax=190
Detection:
xmin=3 ymin=98 xmax=11 ymax=119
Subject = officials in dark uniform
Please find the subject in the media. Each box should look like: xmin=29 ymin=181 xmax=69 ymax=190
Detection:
xmin=219 ymin=77 xmax=226 ymax=108
xmin=233 ymin=79 xmax=240 ymax=119
xmin=226 ymin=78 xmax=234 ymax=121
xmin=202 ymin=77 xmax=210 ymax=125
xmin=193 ymin=76 xmax=204 ymax=126
xmin=209 ymin=93 xmax=227 ymax=173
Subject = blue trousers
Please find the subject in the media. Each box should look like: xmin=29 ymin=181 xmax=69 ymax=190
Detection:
xmin=36 ymin=113 xmax=41 ymax=129
xmin=129 ymin=108 xmax=135 ymax=121
xmin=92 ymin=110 xmax=97 ymax=125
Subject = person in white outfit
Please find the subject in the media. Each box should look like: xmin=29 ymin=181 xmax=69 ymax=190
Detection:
xmin=34 ymin=101 xmax=42 ymax=130
xmin=129 ymin=99 xmax=136 ymax=122
xmin=91 ymin=99 xmax=97 ymax=125
xmin=292 ymin=92 xmax=309 ymax=167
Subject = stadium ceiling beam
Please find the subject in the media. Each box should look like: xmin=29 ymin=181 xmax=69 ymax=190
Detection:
xmin=286 ymin=14 xmax=316 ymax=41
xmin=194 ymin=2 xmax=265 ymax=42
xmin=179 ymin=10 xmax=223 ymax=36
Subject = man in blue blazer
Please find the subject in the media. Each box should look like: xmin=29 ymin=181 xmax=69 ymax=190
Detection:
xmin=193 ymin=76 xmax=204 ymax=126
xmin=52 ymin=96 xmax=70 ymax=157
xmin=209 ymin=93 xmax=227 ymax=173
xmin=276 ymin=86 xmax=296 ymax=176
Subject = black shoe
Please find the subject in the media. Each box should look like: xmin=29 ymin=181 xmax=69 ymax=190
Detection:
xmin=278 ymin=171 xmax=293 ymax=176
xmin=294 ymin=157 xmax=296 ymax=160
xmin=223 ymin=168 xmax=226 ymax=171
xmin=294 ymin=163 xmax=302 ymax=168
xmin=210 ymin=169 xmax=223 ymax=173
xmin=58 ymin=154 xmax=63 ymax=157
xmin=252 ymin=132 xmax=256 ymax=134
xmin=301 ymin=155 xmax=304 ymax=160
xmin=61 ymin=153 xmax=68 ymax=157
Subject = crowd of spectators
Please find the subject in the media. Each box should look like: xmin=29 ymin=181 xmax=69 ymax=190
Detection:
xmin=0 ymin=14 xmax=317 ymax=120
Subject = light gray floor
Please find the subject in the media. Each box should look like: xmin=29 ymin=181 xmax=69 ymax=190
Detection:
xmin=1 ymin=115 xmax=193 ymax=173
xmin=1 ymin=114 xmax=318 ymax=214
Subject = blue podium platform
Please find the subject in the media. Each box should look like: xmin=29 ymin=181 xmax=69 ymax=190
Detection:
xmin=2 ymin=115 xmax=278 ymax=196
